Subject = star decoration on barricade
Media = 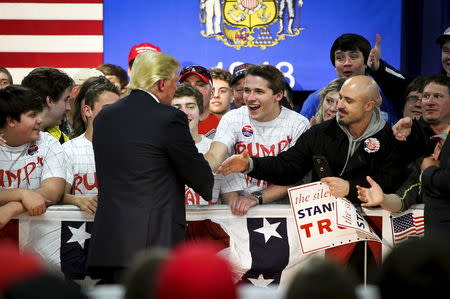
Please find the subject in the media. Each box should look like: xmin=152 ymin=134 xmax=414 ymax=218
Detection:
xmin=67 ymin=222 xmax=91 ymax=249
xmin=254 ymin=218 xmax=282 ymax=243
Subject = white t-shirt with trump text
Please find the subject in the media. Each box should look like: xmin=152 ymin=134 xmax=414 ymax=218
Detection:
xmin=0 ymin=132 xmax=65 ymax=190
xmin=214 ymin=106 xmax=310 ymax=195
xmin=62 ymin=134 xmax=97 ymax=195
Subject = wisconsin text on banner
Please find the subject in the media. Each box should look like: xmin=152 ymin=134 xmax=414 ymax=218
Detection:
xmin=391 ymin=211 xmax=425 ymax=246
xmin=288 ymin=182 xmax=380 ymax=254
xmin=0 ymin=0 xmax=104 ymax=83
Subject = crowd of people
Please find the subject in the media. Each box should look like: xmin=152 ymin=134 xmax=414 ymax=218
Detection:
xmin=0 ymin=26 xmax=450 ymax=297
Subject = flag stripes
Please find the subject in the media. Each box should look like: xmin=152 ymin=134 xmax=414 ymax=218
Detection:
xmin=0 ymin=0 xmax=104 ymax=83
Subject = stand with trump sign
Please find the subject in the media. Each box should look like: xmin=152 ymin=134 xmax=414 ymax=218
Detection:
xmin=288 ymin=182 xmax=381 ymax=254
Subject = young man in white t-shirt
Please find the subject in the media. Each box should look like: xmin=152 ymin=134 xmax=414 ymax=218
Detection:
xmin=171 ymin=83 xmax=227 ymax=204
xmin=204 ymin=64 xmax=310 ymax=215
xmin=0 ymin=86 xmax=66 ymax=228
xmin=62 ymin=77 xmax=120 ymax=214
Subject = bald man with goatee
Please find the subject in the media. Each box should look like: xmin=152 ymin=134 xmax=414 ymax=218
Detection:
xmin=219 ymin=75 xmax=408 ymax=204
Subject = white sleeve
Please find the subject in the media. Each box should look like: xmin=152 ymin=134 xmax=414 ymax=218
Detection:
xmin=62 ymin=142 xmax=75 ymax=185
xmin=213 ymin=113 xmax=238 ymax=154
xmin=293 ymin=114 xmax=311 ymax=141
xmin=220 ymin=172 xmax=245 ymax=194
xmin=41 ymin=137 xmax=66 ymax=181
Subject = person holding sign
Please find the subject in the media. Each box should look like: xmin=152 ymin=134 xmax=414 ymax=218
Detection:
xmin=218 ymin=75 xmax=408 ymax=204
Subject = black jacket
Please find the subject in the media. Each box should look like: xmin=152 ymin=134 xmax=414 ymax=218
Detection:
xmin=87 ymin=90 xmax=213 ymax=268
xmin=249 ymin=118 xmax=409 ymax=204
xmin=422 ymin=135 xmax=450 ymax=237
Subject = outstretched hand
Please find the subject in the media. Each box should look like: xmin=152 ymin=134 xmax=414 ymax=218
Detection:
xmin=368 ymin=33 xmax=381 ymax=71
xmin=392 ymin=117 xmax=413 ymax=141
xmin=356 ymin=176 xmax=384 ymax=207
xmin=218 ymin=150 xmax=250 ymax=176
xmin=320 ymin=176 xmax=349 ymax=198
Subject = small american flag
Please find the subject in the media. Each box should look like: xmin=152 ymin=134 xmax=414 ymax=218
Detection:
xmin=391 ymin=212 xmax=424 ymax=245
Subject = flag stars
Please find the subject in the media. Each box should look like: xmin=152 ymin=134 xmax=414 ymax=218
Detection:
xmin=254 ymin=218 xmax=282 ymax=243
xmin=248 ymin=274 xmax=274 ymax=287
xmin=67 ymin=222 xmax=91 ymax=249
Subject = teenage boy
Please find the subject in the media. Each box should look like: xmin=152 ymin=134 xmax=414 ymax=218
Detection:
xmin=300 ymin=34 xmax=400 ymax=125
xmin=0 ymin=86 xmax=65 ymax=228
xmin=205 ymin=64 xmax=310 ymax=215
xmin=22 ymin=67 xmax=74 ymax=143
xmin=209 ymin=68 xmax=233 ymax=118
xmin=172 ymin=83 xmax=228 ymax=204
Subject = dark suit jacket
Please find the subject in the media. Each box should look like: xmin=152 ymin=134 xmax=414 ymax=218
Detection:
xmin=87 ymin=89 xmax=213 ymax=268
xmin=422 ymin=136 xmax=450 ymax=237
xmin=249 ymin=119 xmax=408 ymax=204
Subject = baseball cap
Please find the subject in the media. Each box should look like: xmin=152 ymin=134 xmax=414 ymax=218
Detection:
xmin=231 ymin=63 xmax=253 ymax=85
xmin=0 ymin=242 xmax=44 ymax=292
xmin=179 ymin=65 xmax=212 ymax=85
xmin=72 ymin=68 xmax=104 ymax=86
xmin=128 ymin=42 xmax=161 ymax=65
xmin=436 ymin=27 xmax=450 ymax=45
xmin=156 ymin=241 xmax=237 ymax=299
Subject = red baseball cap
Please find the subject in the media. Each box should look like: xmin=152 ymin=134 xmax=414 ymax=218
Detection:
xmin=179 ymin=65 xmax=212 ymax=85
xmin=156 ymin=241 xmax=237 ymax=299
xmin=0 ymin=242 xmax=44 ymax=292
xmin=128 ymin=42 xmax=161 ymax=65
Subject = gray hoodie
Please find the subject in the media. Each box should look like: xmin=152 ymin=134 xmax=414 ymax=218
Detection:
xmin=336 ymin=108 xmax=386 ymax=176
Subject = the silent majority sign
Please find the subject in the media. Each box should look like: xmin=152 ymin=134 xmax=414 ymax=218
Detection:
xmin=288 ymin=182 xmax=380 ymax=254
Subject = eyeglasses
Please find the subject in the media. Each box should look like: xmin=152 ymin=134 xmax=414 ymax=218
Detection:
xmin=180 ymin=65 xmax=212 ymax=81
xmin=405 ymin=95 xmax=421 ymax=102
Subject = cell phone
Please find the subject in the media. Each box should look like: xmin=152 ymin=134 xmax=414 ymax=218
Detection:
xmin=312 ymin=155 xmax=333 ymax=179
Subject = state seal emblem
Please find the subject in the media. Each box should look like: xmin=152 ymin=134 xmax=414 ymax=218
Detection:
xmin=200 ymin=0 xmax=305 ymax=49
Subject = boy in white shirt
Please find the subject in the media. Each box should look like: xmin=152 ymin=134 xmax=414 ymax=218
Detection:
xmin=204 ymin=64 xmax=310 ymax=215
xmin=171 ymin=83 xmax=227 ymax=204
xmin=0 ymin=86 xmax=66 ymax=228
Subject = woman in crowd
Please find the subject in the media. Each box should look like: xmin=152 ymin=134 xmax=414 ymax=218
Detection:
xmin=311 ymin=77 xmax=346 ymax=125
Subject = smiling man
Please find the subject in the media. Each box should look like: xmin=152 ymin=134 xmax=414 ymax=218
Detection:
xmin=204 ymin=64 xmax=310 ymax=215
